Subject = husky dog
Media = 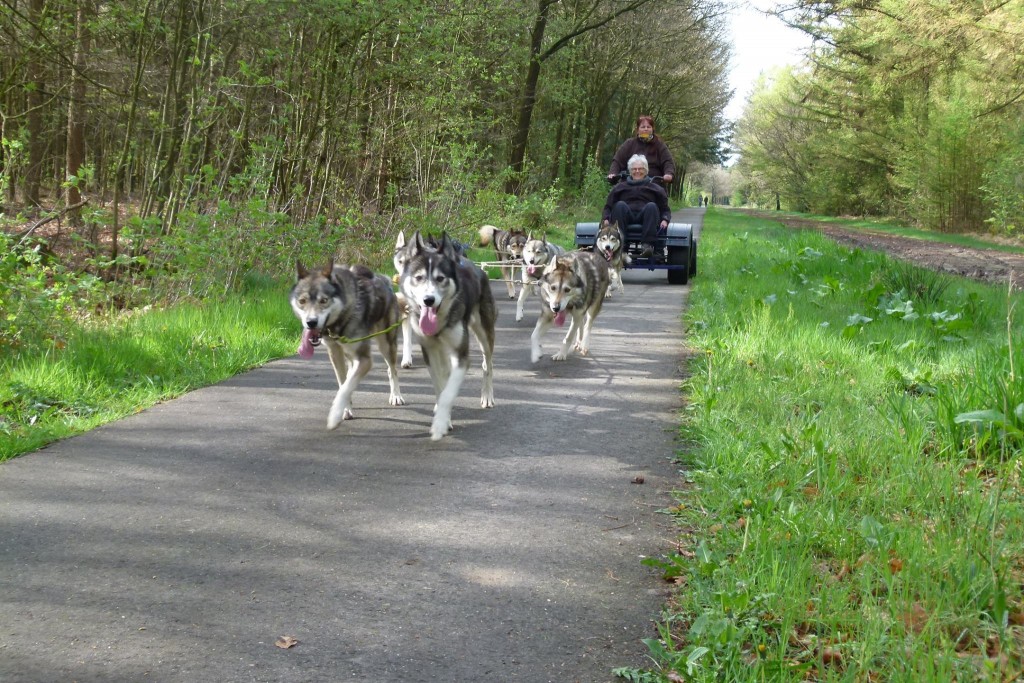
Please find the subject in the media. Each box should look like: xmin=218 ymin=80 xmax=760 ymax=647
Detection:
xmin=515 ymin=234 xmax=567 ymax=322
xmin=530 ymin=251 xmax=610 ymax=363
xmin=393 ymin=230 xmax=472 ymax=368
xmin=400 ymin=232 xmax=497 ymax=440
xmin=291 ymin=261 xmax=405 ymax=429
xmin=392 ymin=231 xmax=418 ymax=369
xmin=478 ymin=224 xmax=528 ymax=299
xmin=595 ymin=219 xmax=628 ymax=297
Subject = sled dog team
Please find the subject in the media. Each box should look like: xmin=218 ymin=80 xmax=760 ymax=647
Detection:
xmin=290 ymin=222 xmax=624 ymax=440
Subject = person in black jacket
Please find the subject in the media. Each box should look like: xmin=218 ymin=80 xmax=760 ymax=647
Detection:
xmin=603 ymin=154 xmax=671 ymax=259
xmin=607 ymin=115 xmax=676 ymax=184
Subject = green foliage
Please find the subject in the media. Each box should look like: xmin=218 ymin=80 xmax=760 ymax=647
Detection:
xmin=736 ymin=0 xmax=1024 ymax=231
xmin=647 ymin=210 xmax=1024 ymax=681
xmin=981 ymin=126 xmax=1024 ymax=237
xmin=0 ymin=233 xmax=108 ymax=354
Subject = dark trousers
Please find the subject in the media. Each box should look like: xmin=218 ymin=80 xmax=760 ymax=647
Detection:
xmin=611 ymin=201 xmax=660 ymax=244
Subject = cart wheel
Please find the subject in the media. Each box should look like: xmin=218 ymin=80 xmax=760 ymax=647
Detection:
xmin=667 ymin=246 xmax=689 ymax=285
xmin=689 ymin=239 xmax=698 ymax=277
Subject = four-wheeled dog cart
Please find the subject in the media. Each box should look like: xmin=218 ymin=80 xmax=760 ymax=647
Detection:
xmin=574 ymin=221 xmax=697 ymax=285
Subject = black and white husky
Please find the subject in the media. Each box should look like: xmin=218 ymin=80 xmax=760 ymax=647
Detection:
xmin=399 ymin=232 xmax=498 ymax=440
xmin=515 ymin=234 xmax=567 ymax=322
xmin=530 ymin=250 xmax=610 ymax=362
xmin=291 ymin=261 xmax=405 ymax=429
xmin=595 ymin=219 xmax=628 ymax=297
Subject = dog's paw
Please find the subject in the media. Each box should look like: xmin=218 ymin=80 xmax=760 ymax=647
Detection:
xmin=531 ymin=348 xmax=542 ymax=363
xmin=327 ymin=409 xmax=353 ymax=429
xmin=515 ymin=311 xmax=524 ymax=322
xmin=400 ymin=358 xmax=413 ymax=369
xmin=552 ymin=351 xmax=568 ymax=361
xmin=390 ymin=394 xmax=405 ymax=407
xmin=480 ymin=394 xmax=494 ymax=408
xmin=429 ymin=419 xmax=453 ymax=441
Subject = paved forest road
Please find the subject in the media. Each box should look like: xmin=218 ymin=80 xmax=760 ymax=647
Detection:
xmin=0 ymin=210 xmax=702 ymax=683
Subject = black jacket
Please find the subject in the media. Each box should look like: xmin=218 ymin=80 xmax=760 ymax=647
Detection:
xmin=603 ymin=178 xmax=671 ymax=224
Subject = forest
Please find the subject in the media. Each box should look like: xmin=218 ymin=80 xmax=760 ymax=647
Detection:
xmin=732 ymin=0 xmax=1024 ymax=235
xmin=1 ymin=0 xmax=1022 ymax=340
xmin=0 ymin=0 xmax=729 ymax=254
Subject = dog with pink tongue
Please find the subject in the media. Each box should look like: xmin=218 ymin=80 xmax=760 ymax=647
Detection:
xmin=290 ymin=261 xmax=405 ymax=429
xmin=530 ymin=250 xmax=610 ymax=363
xmin=398 ymin=232 xmax=497 ymax=441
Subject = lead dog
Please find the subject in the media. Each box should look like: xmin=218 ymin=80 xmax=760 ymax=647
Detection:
xmin=400 ymin=232 xmax=497 ymax=440
xmin=595 ymin=219 xmax=627 ymax=297
xmin=478 ymin=224 xmax=528 ymax=299
xmin=515 ymin=234 xmax=567 ymax=322
xmin=530 ymin=250 xmax=610 ymax=362
xmin=291 ymin=261 xmax=405 ymax=429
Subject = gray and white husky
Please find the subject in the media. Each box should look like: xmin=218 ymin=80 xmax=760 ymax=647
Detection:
xmin=530 ymin=250 xmax=610 ymax=363
xmin=515 ymin=234 xmax=567 ymax=322
xmin=478 ymin=224 xmax=528 ymax=299
xmin=595 ymin=219 xmax=628 ymax=297
xmin=291 ymin=261 xmax=405 ymax=429
xmin=399 ymin=232 xmax=498 ymax=440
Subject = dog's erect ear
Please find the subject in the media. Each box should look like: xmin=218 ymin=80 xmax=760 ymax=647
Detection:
xmin=320 ymin=259 xmax=334 ymax=278
xmin=395 ymin=230 xmax=406 ymax=250
xmin=297 ymin=261 xmax=308 ymax=280
xmin=439 ymin=232 xmax=459 ymax=259
xmin=413 ymin=230 xmax=429 ymax=253
xmin=543 ymin=256 xmax=560 ymax=275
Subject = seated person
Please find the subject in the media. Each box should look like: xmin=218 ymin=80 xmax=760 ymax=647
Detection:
xmin=607 ymin=115 xmax=676 ymax=184
xmin=603 ymin=154 xmax=671 ymax=259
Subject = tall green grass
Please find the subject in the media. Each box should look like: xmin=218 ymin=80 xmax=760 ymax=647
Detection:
xmin=0 ymin=274 xmax=296 ymax=460
xmin=620 ymin=210 xmax=1024 ymax=682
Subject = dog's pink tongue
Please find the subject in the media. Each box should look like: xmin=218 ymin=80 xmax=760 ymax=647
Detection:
xmin=297 ymin=329 xmax=316 ymax=358
xmin=554 ymin=310 xmax=567 ymax=327
xmin=420 ymin=307 xmax=439 ymax=336
xmin=527 ymin=265 xmax=536 ymax=275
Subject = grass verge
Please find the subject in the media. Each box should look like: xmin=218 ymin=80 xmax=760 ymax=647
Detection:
xmin=617 ymin=209 xmax=1024 ymax=682
xmin=0 ymin=274 xmax=296 ymax=461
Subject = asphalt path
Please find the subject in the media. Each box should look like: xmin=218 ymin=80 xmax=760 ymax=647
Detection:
xmin=0 ymin=209 xmax=703 ymax=683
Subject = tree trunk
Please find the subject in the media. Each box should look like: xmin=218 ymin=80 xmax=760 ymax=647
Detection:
xmin=24 ymin=0 xmax=45 ymax=208
xmin=506 ymin=0 xmax=554 ymax=195
xmin=66 ymin=0 xmax=90 ymax=229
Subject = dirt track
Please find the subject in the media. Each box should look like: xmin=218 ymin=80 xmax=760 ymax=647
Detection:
xmin=733 ymin=209 xmax=1024 ymax=289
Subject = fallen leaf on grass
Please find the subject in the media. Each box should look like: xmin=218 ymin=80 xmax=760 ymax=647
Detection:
xmin=898 ymin=602 xmax=929 ymax=634
xmin=275 ymin=636 xmax=299 ymax=649
xmin=821 ymin=646 xmax=843 ymax=667
xmin=631 ymin=475 xmax=645 ymax=484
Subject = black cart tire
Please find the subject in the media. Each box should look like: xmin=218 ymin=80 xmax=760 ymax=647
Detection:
xmin=689 ymin=239 xmax=698 ymax=277
xmin=667 ymin=246 xmax=689 ymax=285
